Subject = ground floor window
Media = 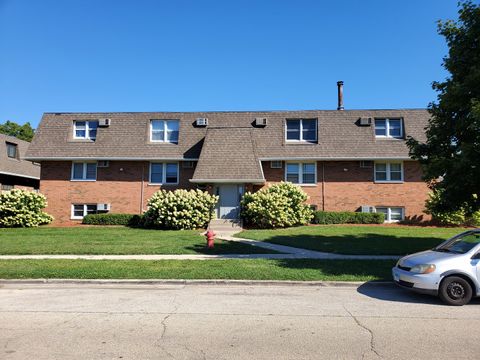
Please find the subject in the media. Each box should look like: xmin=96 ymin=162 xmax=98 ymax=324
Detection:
xmin=285 ymin=162 xmax=316 ymax=184
xmin=376 ymin=207 xmax=404 ymax=222
xmin=71 ymin=204 xmax=98 ymax=219
xmin=1 ymin=184 xmax=14 ymax=191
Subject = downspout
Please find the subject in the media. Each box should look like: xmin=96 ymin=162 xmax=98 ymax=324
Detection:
xmin=321 ymin=162 xmax=325 ymax=211
xmin=140 ymin=163 xmax=145 ymax=213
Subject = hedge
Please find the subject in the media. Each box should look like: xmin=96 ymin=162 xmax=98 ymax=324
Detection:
xmin=312 ymin=211 xmax=384 ymax=225
xmin=0 ymin=189 xmax=53 ymax=227
xmin=82 ymin=213 xmax=140 ymax=226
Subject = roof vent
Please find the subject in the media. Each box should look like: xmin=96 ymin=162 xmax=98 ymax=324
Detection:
xmin=254 ymin=117 xmax=267 ymax=127
xmin=359 ymin=117 xmax=372 ymax=126
xmin=98 ymin=118 xmax=111 ymax=127
xmin=196 ymin=118 xmax=208 ymax=126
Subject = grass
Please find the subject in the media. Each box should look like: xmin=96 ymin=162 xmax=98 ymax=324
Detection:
xmin=0 ymin=259 xmax=395 ymax=281
xmin=236 ymin=225 xmax=468 ymax=255
xmin=0 ymin=227 xmax=276 ymax=255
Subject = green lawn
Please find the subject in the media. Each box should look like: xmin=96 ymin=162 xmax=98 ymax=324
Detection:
xmin=0 ymin=227 xmax=276 ymax=255
xmin=236 ymin=225 xmax=468 ymax=255
xmin=0 ymin=259 xmax=395 ymax=281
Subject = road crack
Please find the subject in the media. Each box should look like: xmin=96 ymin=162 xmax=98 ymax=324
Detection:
xmin=343 ymin=306 xmax=381 ymax=359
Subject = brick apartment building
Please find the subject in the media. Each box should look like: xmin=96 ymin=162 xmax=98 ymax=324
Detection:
xmin=0 ymin=133 xmax=40 ymax=191
xmin=25 ymin=99 xmax=430 ymax=226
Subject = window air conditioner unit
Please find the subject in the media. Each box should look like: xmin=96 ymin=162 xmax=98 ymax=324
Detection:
xmin=97 ymin=203 xmax=111 ymax=211
xmin=361 ymin=205 xmax=376 ymax=213
xmin=196 ymin=118 xmax=208 ymax=126
xmin=98 ymin=118 xmax=111 ymax=127
xmin=255 ymin=117 xmax=267 ymax=126
xmin=359 ymin=117 xmax=372 ymax=126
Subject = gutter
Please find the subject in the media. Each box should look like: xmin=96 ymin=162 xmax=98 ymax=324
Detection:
xmin=190 ymin=179 xmax=265 ymax=184
xmin=24 ymin=157 xmax=200 ymax=161
xmin=0 ymin=171 xmax=40 ymax=180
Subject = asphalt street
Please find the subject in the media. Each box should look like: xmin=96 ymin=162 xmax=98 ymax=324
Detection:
xmin=0 ymin=281 xmax=479 ymax=359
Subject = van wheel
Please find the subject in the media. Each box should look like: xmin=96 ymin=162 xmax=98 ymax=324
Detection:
xmin=439 ymin=276 xmax=473 ymax=306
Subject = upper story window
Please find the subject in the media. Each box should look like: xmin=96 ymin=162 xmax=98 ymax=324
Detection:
xmin=375 ymin=118 xmax=403 ymax=138
xmin=6 ymin=142 xmax=17 ymax=158
xmin=285 ymin=162 xmax=316 ymax=185
xmin=71 ymin=162 xmax=97 ymax=181
xmin=150 ymin=120 xmax=179 ymax=143
xmin=74 ymin=121 xmax=98 ymax=140
xmin=150 ymin=162 xmax=179 ymax=184
xmin=374 ymin=162 xmax=403 ymax=182
xmin=286 ymin=119 xmax=317 ymax=142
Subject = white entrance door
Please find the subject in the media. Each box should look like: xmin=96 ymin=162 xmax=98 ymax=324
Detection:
xmin=215 ymin=184 xmax=244 ymax=219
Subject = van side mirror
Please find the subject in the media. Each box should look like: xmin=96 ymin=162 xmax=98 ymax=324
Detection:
xmin=472 ymin=253 xmax=480 ymax=260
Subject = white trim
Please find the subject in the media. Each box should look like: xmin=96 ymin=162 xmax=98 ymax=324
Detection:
xmin=374 ymin=118 xmax=403 ymax=139
xmin=149 ymin=162 xmax=179 ymax=185
xmin=284 ymin=161 xmax=317 ymax=185
xmin=259 ymin=156 xmax=412 ymax=161
xmin=375 ymin=206 xmax=404 ymax=222
xmin=71 ymin=161 xmax=97 ymax=181
xmin=150 ymin=120 xmax=179 ymax=143
xmin=285 ymin=119 xmax=318 ymax=142
xmin=374 ymin=161 xmax=404 ymax=183
xmin=190 ymin=179 xmax=265 ymax=184
xmin=25 ymin=157 xmax=199 ymax=161
xmin=73 ymin=120 xmax=98 ymax=140
xmin=71 ymin=203 xmax=98 ymax=220
xmin=0 ymin=171 xmax=40 ymax=180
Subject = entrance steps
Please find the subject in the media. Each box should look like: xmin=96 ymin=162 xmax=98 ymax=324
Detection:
xmin=208 ymin=219 xmax=243 ymax=237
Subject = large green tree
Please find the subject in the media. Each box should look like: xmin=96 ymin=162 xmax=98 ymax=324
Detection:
xmin=407 ymin=1 xmax=480 ymax=215
xmin=0 ymin=120 xmax=35 ymax=142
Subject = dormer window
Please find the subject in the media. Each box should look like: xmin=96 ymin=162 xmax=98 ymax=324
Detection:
xmin=74 ymin=121 xmax=98 ymax=140
xmin=375 ymin=118 xmax=403 ymax=138
xmin=286 ymin=119 xmax=317 ymax=142
xmin=150 ymin=120 xmax=179 ymax=143
xmin=6 ymin=142 xmax=17 ymax=158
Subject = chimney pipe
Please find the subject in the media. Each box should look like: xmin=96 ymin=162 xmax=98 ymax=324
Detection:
xmin=337 ymin=81 xmax=344 ymax=110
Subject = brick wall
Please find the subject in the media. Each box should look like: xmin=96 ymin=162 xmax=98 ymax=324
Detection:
xmin=41 ymin=161 xmax=195 ymax=225
xmin=261 ymin=160 xmax=430 ymax=221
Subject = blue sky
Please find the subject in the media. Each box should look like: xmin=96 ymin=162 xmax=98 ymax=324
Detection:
xmin=0 ymin=0 xmax=459 ymax=128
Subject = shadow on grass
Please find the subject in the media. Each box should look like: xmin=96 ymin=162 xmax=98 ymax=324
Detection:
xmin=260 ymin=233 xmax=448 ymax=255
xmin=185 ymin=241 xmax=275 ymax=255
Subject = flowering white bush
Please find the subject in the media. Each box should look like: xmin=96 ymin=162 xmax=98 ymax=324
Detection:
xmin=0 ymin=189 xmax=53 ymax=227
xmin=144 ymin=189 xmax=218 ymax=230
xmin=241 ymin=182 xmax=313 ymax=228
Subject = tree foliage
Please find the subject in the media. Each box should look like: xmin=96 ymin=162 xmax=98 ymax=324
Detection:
xmin=407 ymin=1 xmax=480 ymax=215
xmin=0 ymin=120 xmax=35 ymax=142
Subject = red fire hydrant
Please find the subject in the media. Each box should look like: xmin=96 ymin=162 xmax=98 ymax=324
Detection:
xmin=205 ymin=230 xmax=216 ymax=249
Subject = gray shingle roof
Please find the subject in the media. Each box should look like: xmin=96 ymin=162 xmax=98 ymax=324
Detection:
xmin=25 ymin=109 xmax=429 ymax=161
xmin=191 ymin=128 xmax=264 ymax=183
xmin=0 ymin=134 xmax=40 ymax=179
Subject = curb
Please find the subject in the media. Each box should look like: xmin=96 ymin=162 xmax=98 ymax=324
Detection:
xmin=0 ymin=278 xmax=394 ymax=287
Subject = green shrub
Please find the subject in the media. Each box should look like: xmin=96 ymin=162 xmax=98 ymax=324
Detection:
xmin=312 ymin=211 xmax=384 ymax=225
xmin=144 ymin=189 xmax=218 ymax=230
xmin=425 ymin=191 xmax=480 ymax=226
xmin=0 ymin=189 xmax=53 ymax=227
xmin=241 ymin=182 xmax=313 ymax=229
xmin=82 ymin=213 xmax=138 ymax=226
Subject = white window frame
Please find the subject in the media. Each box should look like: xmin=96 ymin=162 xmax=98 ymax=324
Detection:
xmin=71 ymin=204 xmax=98 ymax=220
xmin=73 ymin=120 xmax=98 ymax=140
xmin=270 ymin=160 xmax=283 ymax=169
xmin=376 ymin=207 xmax=404 ymax=223
xmin=284 ymin=162 xmax=317 ymax=185
xmin=285 ymin=119 xmax=317 ymax=142
xmin=149 ymin=162 xmax=179 ymax=185
xmin=71 ymin=162 xmax=97 ymax=181
xmin=374 ymin=118 xmax=403 ymax=139
xmin=374 ymin=161 xmax=404 ymax=183
xmin=150 ymin=120 xmax=180 ymax=143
